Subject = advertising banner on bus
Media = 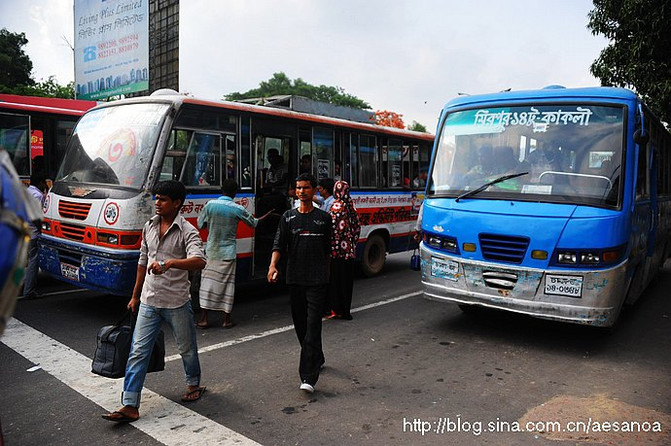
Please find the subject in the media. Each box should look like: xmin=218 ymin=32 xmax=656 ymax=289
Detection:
xmin=74 ymin=0 xmax=149 ymax=100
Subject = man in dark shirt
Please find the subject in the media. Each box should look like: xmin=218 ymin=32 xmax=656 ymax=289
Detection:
xmin=268 ymin=173 xmax=331 ymax=393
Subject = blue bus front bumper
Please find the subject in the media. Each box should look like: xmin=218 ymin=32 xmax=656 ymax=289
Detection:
xmin=38 ymin=234 xmax=139 ymax=296
xmin=420 ymin=244 xmax=629 ymax=327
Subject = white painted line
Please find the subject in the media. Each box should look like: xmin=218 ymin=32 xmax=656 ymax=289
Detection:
xmin=351 ymin=290 xmax=422 ymax=313
xmin=1 ymin=318 xmax=261 ymax=446
xmin=169 ymin=290 xmax=422 ymax=363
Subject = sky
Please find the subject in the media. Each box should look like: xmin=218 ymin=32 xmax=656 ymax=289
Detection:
xmin=0 ymin=0 xmax=609 ymax=131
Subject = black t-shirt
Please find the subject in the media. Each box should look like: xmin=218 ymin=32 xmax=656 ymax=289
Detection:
xmin=272 ymin=207 xmax=332 ymax=285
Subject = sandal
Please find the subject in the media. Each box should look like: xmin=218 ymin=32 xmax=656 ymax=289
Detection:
xmin=102 ymin=409 xmax=139 ymax=423
xmin=196 ymin=321 xmax=210 ymax=329
xmin=181 ymin=386 xmax=206 ymax=402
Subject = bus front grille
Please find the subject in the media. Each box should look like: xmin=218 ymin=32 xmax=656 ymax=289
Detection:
xmin=479 ymin=233 xmax=529 ymax=264
xmin=59 ymin=200 xmax=91 ymax=220
xmin=60 ymin=223 xmax=86 ymax=242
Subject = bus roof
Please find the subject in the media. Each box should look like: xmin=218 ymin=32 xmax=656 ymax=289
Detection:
xmin=0 ymin=94 xmax=97 ymax=116
xmin=87 ymin=91 xmax=435 ymax=141
xmin=442 ymin=86 xmax=639 ymax=111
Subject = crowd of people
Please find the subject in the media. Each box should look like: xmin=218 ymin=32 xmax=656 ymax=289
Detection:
xmin=99 ymin=172 xmax=361 ymax=422
xmin=1 ymin=140 xmax=366 ymax=422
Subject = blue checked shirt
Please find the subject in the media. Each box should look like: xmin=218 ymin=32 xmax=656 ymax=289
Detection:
xmin=197 ymin=196 xmax=258 ymax=261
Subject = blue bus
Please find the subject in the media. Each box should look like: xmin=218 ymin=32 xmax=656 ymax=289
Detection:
xmin=420 ymin=86 xmax=671 ymax=327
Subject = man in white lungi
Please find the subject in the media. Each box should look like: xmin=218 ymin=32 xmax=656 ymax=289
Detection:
xmin=197 ymin=179 xmax=271 ymax=328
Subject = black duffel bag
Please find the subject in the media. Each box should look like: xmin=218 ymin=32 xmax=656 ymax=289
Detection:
xmin=92 ymin=310 xmax=165 ymax=378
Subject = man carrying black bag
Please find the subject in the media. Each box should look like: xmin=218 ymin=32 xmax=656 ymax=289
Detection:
xmin=102 ymin=180 xmax=207 ymax=423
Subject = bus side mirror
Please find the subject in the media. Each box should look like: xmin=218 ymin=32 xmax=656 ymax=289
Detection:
xmin=634 ymin=103 xmax=649 ymax=145
xmin=634 ymin=129 xmax=649 ymax=145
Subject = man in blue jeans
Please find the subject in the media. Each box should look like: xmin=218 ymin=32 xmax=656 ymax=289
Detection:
xmin=103 ymin=180 xmax=206 ymax=423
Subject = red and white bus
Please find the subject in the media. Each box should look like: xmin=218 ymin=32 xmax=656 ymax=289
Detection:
xmin=0 ymin=94 xmax=97 ymax=183
xmin=39 ymin=90 xmax=433 ymax=295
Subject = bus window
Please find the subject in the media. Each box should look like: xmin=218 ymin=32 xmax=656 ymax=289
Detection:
xmin=299 ymin=127 xmax=312 ymax=175
xmin=334 ymin=131 xmax=342 ymax=181
xmin=224 ymin=134 xmax=236 ymax=180
xmin=240 ymin=117 xmax=252 ymax=188
xmin=258 ymin=136 xmax=289 ymax=192
xmin=342 ymin=132 xmax=352 ymax=183
xmin=359 ymin=134 xmax=377 ymax=187
xmin=349 ymin=133 xmax=359 ymax=187
xmin=0 ymin=113 xmax=30 ymax=176
xmin=160 ymin=129 xmax=190 ymax=182
xmin=386 ymin=138 xmax=403 ymax=187
xmin=635 ymin=116 xmax=651 ymax=199
xmin=314 ymin=127 xmax=334 ymax=179
xmin=401 ymin=142 xmax=411 ymax=188
xmin=55 ymin=119 xmax=76 ymax=178
xmin=176 ymin=107 xmax=237 ymax=133
xmin=181 ymin=132 xmax=221 ymax=187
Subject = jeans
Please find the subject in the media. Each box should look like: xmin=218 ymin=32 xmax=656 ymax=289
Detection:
xmin=22 ymin=238 xmax=39 ymax=296
xmin=122 ymin=301 xmax=200 ymax=408
xmin=290 ymin=285 xmax=326 ymax=385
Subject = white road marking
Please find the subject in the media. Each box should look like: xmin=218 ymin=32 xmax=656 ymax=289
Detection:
xmin=167 ymin=290 xmax=422 ymax=362
xmin=1 ymin=289 xmax=421 ymax=444
xmin=1 ymin=318 xmax=261 ymax=446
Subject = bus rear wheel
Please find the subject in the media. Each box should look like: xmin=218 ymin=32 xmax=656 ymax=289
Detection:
xmin=361 ymin=234 xmax=387 ymax=277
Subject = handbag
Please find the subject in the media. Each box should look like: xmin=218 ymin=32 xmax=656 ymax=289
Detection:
xmin=410 ymin=249 xmax=421 ymax=271
xmin=92 ymin=310 xmax=165 ymax=378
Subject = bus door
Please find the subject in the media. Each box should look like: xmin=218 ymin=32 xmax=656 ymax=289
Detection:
xmin=252 ymin=131 xmax=293 ymax=278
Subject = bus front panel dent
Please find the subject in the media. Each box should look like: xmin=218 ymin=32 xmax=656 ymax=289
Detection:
xmin=38 ymin=234 xmax=139 ymax=295
xmin=421 ymin=246 xmax=628 ymax=326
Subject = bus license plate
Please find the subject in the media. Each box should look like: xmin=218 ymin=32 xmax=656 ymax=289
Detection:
xmin=431 ymin=257 xmax=459 ymax=281
xmin=60 ymin=263 xmax=80 ymax=282
xmin=544 ymin=274 xmax=583 ymax=297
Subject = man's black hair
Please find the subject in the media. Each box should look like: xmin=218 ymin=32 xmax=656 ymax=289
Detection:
xmin=29 ymin=172 xmax=47 ymax=188
xmin=295 ymin=172 xmax=317 ymax=188
xmin=222 ymin=179 xmax=238 ymax=197
xmin=152 ymin=180 xmax=186 ymax=206
xmin=318 ymin=178 xmax=335 ymax=195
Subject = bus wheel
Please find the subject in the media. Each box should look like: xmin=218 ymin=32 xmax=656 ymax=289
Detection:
xmin=361 ymin=234 xmax=387 ymax=277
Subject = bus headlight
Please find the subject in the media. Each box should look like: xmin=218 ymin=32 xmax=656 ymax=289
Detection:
xmin=97 ymin=232 xmax=119 ymax=245
xmin=557 ymin=252 xmax=578 ymax=264
xmin=424 ymin=233 xmax=459 ymax=254
xmin=579 ymin=252 xmax=600 ymax=264
xmin=552 ymin=245 xmax=624 ymax=268
xmin=41 ymin=221 xmax=51 ymax=232
xmin=426 ymin=235 xmax=442 ymax=249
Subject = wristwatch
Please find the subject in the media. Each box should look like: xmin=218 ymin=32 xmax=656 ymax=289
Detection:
xmin=158 ymin=260 xmax=166 ymax=272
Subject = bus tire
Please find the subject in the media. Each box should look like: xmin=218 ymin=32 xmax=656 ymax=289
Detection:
xmin=458 ymin=303 xmax=478 ymax=314
xmin=360 ymin=234 xmax=387 ymax=277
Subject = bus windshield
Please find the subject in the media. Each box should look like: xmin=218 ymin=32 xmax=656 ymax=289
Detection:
xmin=429 ymin=104 xmax=625 ymax=207
xmin=56 ymin=103 xmax=169 ymax=189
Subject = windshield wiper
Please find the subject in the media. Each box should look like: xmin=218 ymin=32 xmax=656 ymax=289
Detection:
xmin=455 ymin=172 xmax=528 ymax=202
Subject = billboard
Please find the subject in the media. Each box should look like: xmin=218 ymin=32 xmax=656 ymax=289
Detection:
xmin=74 ymin=0 xmax=149 ymax=100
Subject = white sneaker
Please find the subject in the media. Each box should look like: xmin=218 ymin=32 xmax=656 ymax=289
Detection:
xmin=300 ymin=382 xmax=314 ymax=393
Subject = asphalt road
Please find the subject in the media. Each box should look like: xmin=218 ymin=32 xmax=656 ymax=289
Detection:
xmin=2 ymin=253 xmax=670 ymax=446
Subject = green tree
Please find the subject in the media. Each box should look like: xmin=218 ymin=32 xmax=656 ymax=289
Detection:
xmin=21 ymin=76 xmax=75 ymax=99
xmin=588 ymin=0 xmax=671 ymax=124
xmin=0 ymin=28 xmax=74 ymax=98
xmin=225 ymin=72 xmax=371 ymax=109
xmin=408 ymin=121 xmax=428 ymax=132
xmin=0 ymin=28 xmax=34 ymax=90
